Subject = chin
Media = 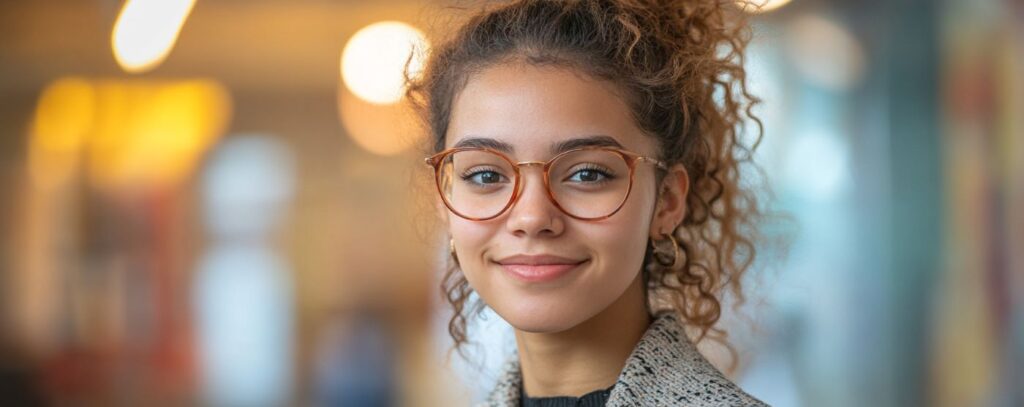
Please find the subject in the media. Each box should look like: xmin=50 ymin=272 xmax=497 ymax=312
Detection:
xmin=491 ymin=298 xmax=594 ymax=334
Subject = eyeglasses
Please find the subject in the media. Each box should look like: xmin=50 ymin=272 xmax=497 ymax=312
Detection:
xmin=424 ymin=146 xmax=667 ymax=221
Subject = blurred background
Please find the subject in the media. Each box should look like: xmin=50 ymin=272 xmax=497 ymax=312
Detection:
xmin=0 ymin=0 xmax=1020 ymax=406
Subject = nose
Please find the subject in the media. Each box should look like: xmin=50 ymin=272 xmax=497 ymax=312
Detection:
xmin=504 ymin=165 xmax=564 ymax=237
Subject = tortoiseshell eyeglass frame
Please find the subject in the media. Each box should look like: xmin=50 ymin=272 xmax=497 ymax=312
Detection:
xmin=424 ymin=146 xmax=668 ymax=221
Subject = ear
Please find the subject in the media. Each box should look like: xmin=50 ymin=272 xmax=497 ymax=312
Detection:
xmin=649 ymin=164 xmax=689 ymax=237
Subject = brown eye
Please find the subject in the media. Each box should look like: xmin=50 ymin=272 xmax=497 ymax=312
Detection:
xmin=466 ymin=171 xmax=504 ymax=184
xmin=565 ymin=165 xmax=616 ymax=184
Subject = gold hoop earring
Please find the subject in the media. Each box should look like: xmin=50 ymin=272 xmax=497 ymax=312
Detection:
xmin=449 ymin=238 xmax=460 ymax=265
xmin=651 ymin=232 xmax=682 ymax=269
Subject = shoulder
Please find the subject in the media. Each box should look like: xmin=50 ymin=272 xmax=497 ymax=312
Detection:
xmin=479 ymin=312 xmax=769 ymax=407
xmin=606 ymin=312 xmax=769 ymax=407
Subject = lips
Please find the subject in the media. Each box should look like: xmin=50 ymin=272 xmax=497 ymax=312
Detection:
xmin=495 ymin=254 xmax=588 ymax=283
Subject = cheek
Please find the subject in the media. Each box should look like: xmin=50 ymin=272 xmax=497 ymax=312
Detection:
xmin=592 ymin=198 xmax=654 ymax=270
xmin=448 ymin=218 xmax=503 ymax=305
xmin=448 ymin=217 xmax=495 ymax=266
xmin=602 ymin=180 xmax=658 ymax=262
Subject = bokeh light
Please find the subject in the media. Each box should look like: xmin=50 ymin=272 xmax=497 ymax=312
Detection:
xmin=739 ymin=0 xmax=795 ymax=14
xmin=338 ymin=84 xmax=421 ymax=156
xmin=785 ymin=15 xmax=866 ymax=91
xmin=195 ymin=135 xmax=296 ymax=406
xmin=28 ymin=78 xmax=232 ymax=191
xmin=28 ymin=78 xmax=95 ymax=190
xmin=201 ymin=135 xmax=296 ymax=239
xmin=782 ymin=129 xmax=849 ymax=201
xmin=87 ymin=80 xmax=232 ymax=189
xmin=340 ymin=21 xmax=429 ymax=105
xmin=111 ymin=0 xmax=197 ymax=73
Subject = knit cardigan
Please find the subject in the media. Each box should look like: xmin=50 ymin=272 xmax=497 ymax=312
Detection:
xmin=479 ymin=312 xmax=769 ymax=406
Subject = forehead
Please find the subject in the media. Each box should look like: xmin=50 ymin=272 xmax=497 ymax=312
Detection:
xmin=445 ymin=63 xmax=655 ymax=157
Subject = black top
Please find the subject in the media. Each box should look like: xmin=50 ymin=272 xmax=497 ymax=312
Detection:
xmin=520 ymin=384 xmax=615 ymax=407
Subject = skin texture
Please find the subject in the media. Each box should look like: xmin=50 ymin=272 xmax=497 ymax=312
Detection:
xmin=444 ymin=62 xmax=690 ymax=397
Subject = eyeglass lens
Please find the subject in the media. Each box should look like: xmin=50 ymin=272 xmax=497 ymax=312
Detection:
xmin=437 ymin=149 xmax=631 ymax=219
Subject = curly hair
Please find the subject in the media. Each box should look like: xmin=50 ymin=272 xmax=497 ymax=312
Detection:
xmin=406 ymin=0 xmax=764 ymax=357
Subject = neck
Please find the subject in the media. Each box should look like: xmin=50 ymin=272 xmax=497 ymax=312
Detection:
xmin=514 ymin=272 xmax=651 ymax=398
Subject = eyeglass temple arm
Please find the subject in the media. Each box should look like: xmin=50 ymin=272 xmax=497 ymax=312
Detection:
xmin=637 ymin=156 xmax=669 ymax=170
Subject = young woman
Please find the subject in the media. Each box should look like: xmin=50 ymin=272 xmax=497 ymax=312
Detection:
xmin=408 ymin=0 xmax=767 ymax=405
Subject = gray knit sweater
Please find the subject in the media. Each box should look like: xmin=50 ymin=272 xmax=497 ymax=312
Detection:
xmin=479 ymin=312 xmax=769 ymax=406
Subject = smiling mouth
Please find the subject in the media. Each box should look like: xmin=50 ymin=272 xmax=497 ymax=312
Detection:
xmin=496 ymin=259 xmax=589 ymax=283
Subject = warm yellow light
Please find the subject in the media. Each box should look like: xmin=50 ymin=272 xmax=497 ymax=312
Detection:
xmin=339 ymin=85 xmax=421 ymax=156
xmin=111 ymin=0 xmax=197 ymax=73
xmin=341 ymin=21 xmax=429 ymax=105
xmin=28 ymin=78 xmax=96 ymax=190
xmin=738 ymin=0 xmax=794 ymax=14
xmin=88 ymin=80 xmax=231 ymax=188
xmin=29 ymin=78 xmax=230 ymax=190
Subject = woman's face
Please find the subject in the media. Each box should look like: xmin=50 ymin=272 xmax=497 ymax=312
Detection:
xmin=444 ymin=63 xmax=672 ymax=333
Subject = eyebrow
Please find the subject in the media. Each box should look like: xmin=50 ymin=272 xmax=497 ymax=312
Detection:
xmin=451 ymin=135 xmax=625 ymax=156
xmin=451 ymin=137 xmax=515 ymax=152
xmin=551 ymin=135 xmax=624 ymax=154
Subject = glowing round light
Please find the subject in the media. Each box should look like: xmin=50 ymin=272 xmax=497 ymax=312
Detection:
xmin=111 ymin=0 xmax=197 ymax=73
xmin=338 ymin=85 xmax=421 ymax=156
xmin=340 ymin=21 xmax=429 ymax=105
xmin=786 ymin=15 xmax=866 ymax=91
xmin=738 ymin=0 xmax=794 ymax=14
